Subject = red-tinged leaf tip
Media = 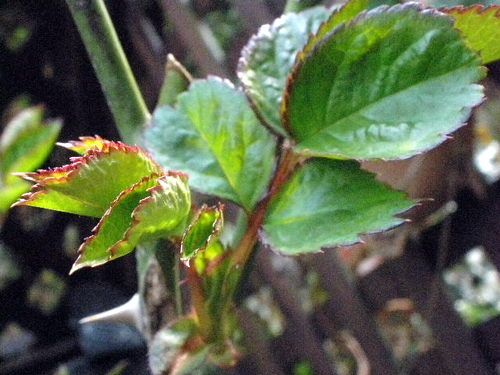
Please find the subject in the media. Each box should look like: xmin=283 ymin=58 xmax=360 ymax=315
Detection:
xmin=57 ymin=135 xmax=107 ymax=154
xmin=13 ymin=138 xmax=165 ymax=217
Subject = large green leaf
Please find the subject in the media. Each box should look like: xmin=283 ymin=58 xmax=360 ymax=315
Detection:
xmin=145 ymin=78 xmax=276 ymax=211
xmin=443 ymin=5 xmax=500 ymax=64
xmin=262 ymin=159 xmax=414 ymax=254
xmin=70 ymin=173 xmax=191 ymax=273
xmin=238 ymin=6 xmax=329 ymax=135
xmin=15 ymin=142 xmax=162 ymax=217
xmin=284 ymin=3 xmax=485 ymax=160
xmin=0 ymin=107 xmax=61 ymax=185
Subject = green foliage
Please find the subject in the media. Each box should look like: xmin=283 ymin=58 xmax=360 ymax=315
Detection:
xmin=238 ymin=6 xmax=329 ymax=135
xmin=15 ymin=141 xmax=162 ymax=217
xmin=145 ymin=78 xmax=276 ymax=211
xmin=301 ymin=0 xmax=369 ymax=56
xmin=284 ymin=3 xmax=485 ymax=160
xmin=263 ymin=159 xmax=414 ymax=254
xmin=181 ymin=204 xmax=223 ymax=265
xmin=16 ymin=139 xmax=191 ymax=272
xmin=18 ymin=0 xmax=499 ymax=370
xmin=443 ymin=5 xmax=500 ymax=64
xmin=0 ymin=106 xmax=61 ymax=214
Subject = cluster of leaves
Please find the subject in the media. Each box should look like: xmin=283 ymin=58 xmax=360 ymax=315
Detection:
xmin=0 ymin=105 xmax=60 ymax=216
xmin=12 ymin=0 xmax=500 ymax=372
xmin=14 ymin=136 xmax=192 ymax=273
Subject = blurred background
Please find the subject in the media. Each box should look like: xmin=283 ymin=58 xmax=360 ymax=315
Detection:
xmin=0 ymin=0 xmax=499 ymax=374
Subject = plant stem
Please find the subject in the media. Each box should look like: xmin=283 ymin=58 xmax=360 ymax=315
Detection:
xmin=65 ymin=0 xmax=150 ymax=144
xmin=230 ymin=147 xmax=299 ymax=269
xmin=173 ymin=252 xmax=183 ymax=316
xmin=187 ymin=265 xmax=212 ymax=340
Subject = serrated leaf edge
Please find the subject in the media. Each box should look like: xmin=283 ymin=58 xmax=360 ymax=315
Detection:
xmin=13 ymin=141 xmax=163 ymax=209
xmin=260 ymin=159 xmax=416 ymax=255
xmin=107 ymin=171 xmax=190 ymax=258
xmin=69 ymin=173 xmax=162 ymax=274
xmin=282 ymin=2 xmax=439 ymax=133
xmin=180 ymin=203 xmax=224 ymax=266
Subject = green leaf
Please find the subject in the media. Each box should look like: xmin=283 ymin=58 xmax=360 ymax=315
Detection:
xmin=0 ymin=180 xmax=30 ymax=214
xmin=238 ymin=7 xmax=329 ymax=135
xmin=284 ymin=3 xmax=485 ymax=160
xmin=145 ymin=78 xmax=276 ymax=211
xmin=301 ymin=0 xmax=369 ymax=57
xmin=181 ymin=204 xmax=223 ymax=265
xmin=107 ymin=172 xmax=191 ymax=260
xmin=262 ymin=159 xmax=414 ymax=254
xmin=428 ymin=0 xmax=500 ymax=7
xmin=0 ymin=107 xmax=61 ymax=185
xmin=56 ymin=135 xmax=109 ymax=155
xmin=443 ymin=5 xmax=500 ymax=64
xmin=15 ymin=142 xmax=162 ymax=217
xmin=70 ymin=172 xmax=191 ymax=273
xmin=70 ymin=175 xmax=156 ymax=272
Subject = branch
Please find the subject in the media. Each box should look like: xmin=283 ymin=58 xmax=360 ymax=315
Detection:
xmin=65 ymin=0 xmax=150 ymax=144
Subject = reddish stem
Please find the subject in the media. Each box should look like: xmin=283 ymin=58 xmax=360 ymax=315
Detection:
xmin=231 ymin=146 xmax=299 ymax=268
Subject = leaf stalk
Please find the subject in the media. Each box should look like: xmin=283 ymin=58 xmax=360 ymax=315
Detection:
xmin=230 ymin=146 xmax=299 ymax=268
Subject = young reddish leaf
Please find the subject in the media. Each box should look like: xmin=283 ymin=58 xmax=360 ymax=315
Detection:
xmin=70 ymin=175 xmax=158 ymax=273
xmin=181 ymin=204 xmax=224 ymax=265
xmin=443 ymin=5 xmax=500 ymax=64
xmin=14 ymin=140 xmax=163 ymax=217
xmin=70 ymin=172 xmax=191 ymax=273
xmin=57 ymin=135 xmax=108 ymax=155
xmin=283 ymin=3 xmax=485 ymax=160
xmin=107 ymin=172 xmax=191 ymax=261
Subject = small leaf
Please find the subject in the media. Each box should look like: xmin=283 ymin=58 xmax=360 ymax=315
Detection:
xmin=181 ymin=204 xmax=223 ymax=265
xmin=0 ymin=106 xmax=61 ymax=185
xmin=238 ymin=7 xmax=329 ymax=135
xmin=107 ymin=172 xmax=191 ymax=260
xmin=70 ymin=175 xmax=157 ymax=272
xmin=15 ymin=141 xmax=162 ymax=217
xmin=145 ymin=78 xmax=276 ymax=211
xmin=284 ymin=3 xmax=485 ymax=160
xmin=262 ymin=159 xmax=414 ymax=254
xmin=70 ymin=172 xmax=191 ymax=273
xmin=57 ymin=135 xmax=108 ymax=155
xmin=443 ymin=5 xmax=500 ymax=64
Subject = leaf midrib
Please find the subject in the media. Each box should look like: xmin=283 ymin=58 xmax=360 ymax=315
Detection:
xmin=293 ymin=46 xmax=479 ymax=149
